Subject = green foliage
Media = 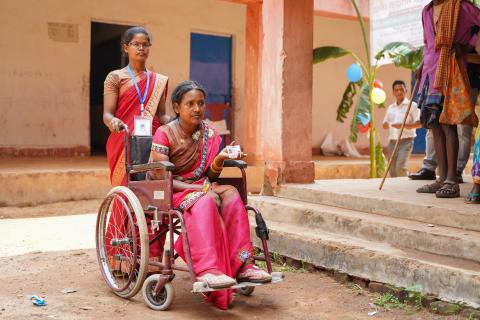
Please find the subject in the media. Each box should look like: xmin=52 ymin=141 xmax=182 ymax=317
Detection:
xmin=313 ymin=46 xmax=351 ymax=64
xmin=373 ymin=293 xmax=405 ymax=311
xmin=336 ymin=82 xmax=359 ymax=123
xmin=349 ymin=83 xmax=370 ymax=143
xmin=375 ymin=42 xmax=424 ymax=71
xmin=404 ymin=284 xmax=423 ymax=311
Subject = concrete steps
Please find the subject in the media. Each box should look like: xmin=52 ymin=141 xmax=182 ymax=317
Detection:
xmin=249 ymin=218 xmax=480 ymax=307
xmin=275 ymin=178 xmax=480 ymax=232
xmin=247 ymin=177 xmax=480 ymax=307
xmin=249 ymin=196 xmax=480 ymax=263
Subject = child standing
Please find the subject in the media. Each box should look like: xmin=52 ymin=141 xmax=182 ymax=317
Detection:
xmin=383 ymin=80 xmax=421 ymax=177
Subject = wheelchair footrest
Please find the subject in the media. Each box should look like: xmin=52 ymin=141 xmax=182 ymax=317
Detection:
xmin=191 ymin=272 xmax=284 ymax=293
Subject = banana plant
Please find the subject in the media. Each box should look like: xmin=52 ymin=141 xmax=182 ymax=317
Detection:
xmin=313 ymin=0 xmax=423 ymax=178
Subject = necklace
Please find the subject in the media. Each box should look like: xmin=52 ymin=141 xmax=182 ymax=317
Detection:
xmin=177 ymin=120 xmax=201 ymax=144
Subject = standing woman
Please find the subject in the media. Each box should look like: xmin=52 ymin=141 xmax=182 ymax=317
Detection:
xmin=103 ymin=26 xmax=169 ymax=187
xmin=103 ymin=26 xmax=169 ymax=269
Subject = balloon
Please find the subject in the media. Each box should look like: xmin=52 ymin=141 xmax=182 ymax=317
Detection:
xmin=371 ymin=87 xmax=387 ymax=104
xmin=373 ymin=79 xmax=384 ymax=89
xmin=346 ymin=64 xmax=363 ymax=83
xmin=357 ymin=122 xmax=370 ymax=133
xmin=357 ymin=112 xmax=371 ymax=127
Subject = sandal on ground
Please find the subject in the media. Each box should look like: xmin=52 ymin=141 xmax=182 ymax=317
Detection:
xmin=416 ymin=180 xmax=444 ymax=194
xmin=197 ymin=273 xmax=237 ymax=289
xmin=465 ymin=193 xmax=480 ymax=204
xmin=237 ymin=265 xmax=272 ymax=284
xmin=435 ymin=182 xmax=460 ymax=198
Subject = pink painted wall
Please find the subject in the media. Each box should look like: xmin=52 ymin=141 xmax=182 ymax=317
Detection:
xmin=0 ymin=0 xmax=246 ymax=155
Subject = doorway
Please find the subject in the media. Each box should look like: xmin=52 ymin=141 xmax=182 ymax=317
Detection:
xmin=89 ymin=22 xmax=133 ymax=154
xmin=190 ymin=33 xmax=233 ymax=145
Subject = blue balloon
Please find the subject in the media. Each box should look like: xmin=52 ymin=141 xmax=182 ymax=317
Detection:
xmin=357 ymin=112 xmax=371 ymax=126
xmin=347 ymin=63 xmax=363 ymax=83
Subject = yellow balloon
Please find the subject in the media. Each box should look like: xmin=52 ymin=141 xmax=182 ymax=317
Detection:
xmin=371 ymin=88 xmax=386 ymax=104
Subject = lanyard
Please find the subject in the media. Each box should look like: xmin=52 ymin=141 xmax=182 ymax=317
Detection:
xmin=127 ymin=65 xmax=150 ymax=115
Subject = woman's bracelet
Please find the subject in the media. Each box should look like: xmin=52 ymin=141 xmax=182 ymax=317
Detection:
xmin=210 ymin=157 xmax=224 ymax=173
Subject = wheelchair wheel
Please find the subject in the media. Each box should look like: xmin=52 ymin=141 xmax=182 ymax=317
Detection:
xmin=96 ymin=186 xmax=149 ymax=298
xmin=142 ymin=274 xmax=175 ymax=311
xmin=238 ymin=286 xmax=255 ymax=296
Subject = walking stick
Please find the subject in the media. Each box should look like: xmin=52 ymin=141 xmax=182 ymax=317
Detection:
xmin=379 ymin=79 xmax=420 ymax=190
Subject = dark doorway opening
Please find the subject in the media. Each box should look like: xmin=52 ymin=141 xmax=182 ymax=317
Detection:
xmin=89 ymin=22 xmax=132 ymax=155
xmin=190 ymin=33 xmax=233 ymax=147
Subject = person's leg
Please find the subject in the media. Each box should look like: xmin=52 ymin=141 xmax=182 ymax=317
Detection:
xmin=467 ymin=125 xmax=480 ymax=203
xmin=423 ymin=129 xmax=438 ymax=171
xmin=409 ymin=129 xmax=436 ymax=179
xmin=396 ymin=138 xmax=414 ymax=177
xmin=457 ymin=124 xmax=473 ymax=180
xmin=387 ymin=140 xmax=398 ymax=177
xmin=432 ymin=125 xmax=448 ymax=181
xmin=436 ymin=124 xmax=460 ymax=198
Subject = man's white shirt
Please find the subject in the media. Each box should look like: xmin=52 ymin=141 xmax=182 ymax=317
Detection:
xmin=382 ymin=98 xmax=419 ymax=141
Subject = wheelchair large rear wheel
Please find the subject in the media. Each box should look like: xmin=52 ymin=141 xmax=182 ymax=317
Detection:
xmin=96 ymin=186 xmax=149 ymax=298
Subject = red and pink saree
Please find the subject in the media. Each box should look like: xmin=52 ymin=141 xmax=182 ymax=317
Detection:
xmin=152 ymin=120 xmax=254 ymax=310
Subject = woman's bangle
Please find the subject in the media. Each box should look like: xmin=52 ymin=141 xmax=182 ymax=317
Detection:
xmin=203 ymin=179 xmax=211 ymax=193
xmin=210 ymin=156 xmax=224 ymax=173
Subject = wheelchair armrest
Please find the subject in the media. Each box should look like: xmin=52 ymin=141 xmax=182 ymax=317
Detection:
xmin=223 ymin=160 xmax=247 ymax=169
xmin=130 ymin=161 xmax=175 ymax=173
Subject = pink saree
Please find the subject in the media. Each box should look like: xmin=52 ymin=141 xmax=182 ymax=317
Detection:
xmin=104 ymin=68 xmax=169 ymax=266
xmin=152 ymin=120 xmax=254 ymax=310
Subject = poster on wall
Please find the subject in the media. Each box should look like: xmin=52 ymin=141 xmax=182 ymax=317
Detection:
xmin=370 ymin=0 xmax=430 ymax=64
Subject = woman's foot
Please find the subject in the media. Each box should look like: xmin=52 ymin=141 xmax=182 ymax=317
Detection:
xmin=416 ymin=179 xmax=444 ymax=193
xmin=237 ymin=265 xmax=272 ymax=283
xmin=197 ymin=273 xmax=237 ymax=289
xmin=465 ymin=184 xmax=480 ymax=204
xmin=435 ymin=181 xmax=460 ymax=198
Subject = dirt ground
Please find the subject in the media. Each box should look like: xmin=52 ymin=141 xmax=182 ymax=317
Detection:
xmin=0 ymin=202 xmax=468 ymax=320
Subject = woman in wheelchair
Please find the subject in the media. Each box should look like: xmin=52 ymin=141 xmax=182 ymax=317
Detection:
xmin=149 ymin=80 xmax=271 ymax=310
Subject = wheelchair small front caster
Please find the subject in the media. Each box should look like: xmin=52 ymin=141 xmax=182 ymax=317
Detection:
xmin=142 ymin=274 xmax=175 ymax=311
xmin=238 ymin=286 xmax=255 ymax=296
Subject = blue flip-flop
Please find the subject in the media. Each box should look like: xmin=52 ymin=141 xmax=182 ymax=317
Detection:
xmin=465 ymin=192 xmax=480 ymax=204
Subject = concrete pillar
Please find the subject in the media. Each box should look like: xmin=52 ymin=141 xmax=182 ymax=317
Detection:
xmin=243 ymin=2 xmax=263 ymax=165
xmin=259 ymin=0 xmax=314 ymax=192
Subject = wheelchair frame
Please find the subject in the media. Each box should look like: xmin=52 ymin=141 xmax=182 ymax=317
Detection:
xmin=96 ymin=126 xmax=281 ymax=310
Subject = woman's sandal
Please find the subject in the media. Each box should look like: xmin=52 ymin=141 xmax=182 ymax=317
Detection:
xmin=435 ymin=182 xmax=460 ymax=198
xmin=237 ymin=265 xmax=272 ymax=284
xmin=416 ymin=180 xmax=444 ymax=194
xmin=197 ymin=273 xmax=237 ymax=289
xmin=465 ymin=193 xmax=480 ymax=204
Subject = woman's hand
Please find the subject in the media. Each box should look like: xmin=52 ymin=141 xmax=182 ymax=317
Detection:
xmin=218 ymin=141 xmax=245 ymax=161
xmin=108 ymin=117 xmax=126 ymax=133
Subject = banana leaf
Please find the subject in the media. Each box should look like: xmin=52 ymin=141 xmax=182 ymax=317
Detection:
xmin=313 ymin=46 xmax=351 ymax=64
xmin=336 ymin=82 xmax=358 ymax=123
xmin=375 ymin=42 xmax=424 ymax=71
xmin=349 ymin=83 xmax=370 ymax=143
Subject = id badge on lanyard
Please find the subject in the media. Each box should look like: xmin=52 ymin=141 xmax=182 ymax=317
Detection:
xmin=134 ymin=115 xmax=152 ymax=136
xmin=127 ymin=65 xmax=152 ymax=136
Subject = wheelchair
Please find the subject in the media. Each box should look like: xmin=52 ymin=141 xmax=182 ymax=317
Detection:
xmin=95 ymin=126 xmax=284 ymax=311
